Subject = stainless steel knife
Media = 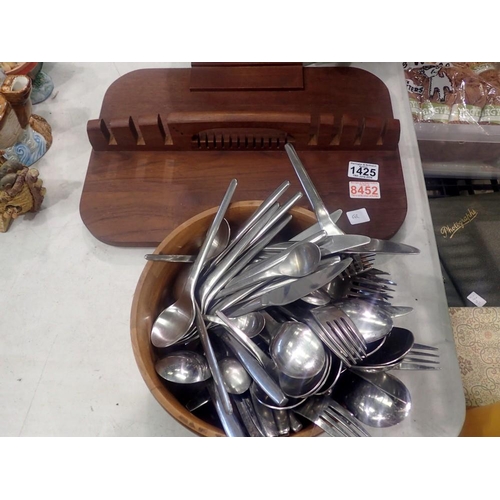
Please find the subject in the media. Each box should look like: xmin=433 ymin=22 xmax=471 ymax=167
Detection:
xmin=226 ymin=256 xmax=352 ymax=316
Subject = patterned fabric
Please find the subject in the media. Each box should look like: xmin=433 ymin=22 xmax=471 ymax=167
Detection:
xmin=449 ymin=307 xmax=500 ymax=407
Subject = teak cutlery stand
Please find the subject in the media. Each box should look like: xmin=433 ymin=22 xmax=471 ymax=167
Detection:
xmin=81 ymin=63 xmax=407 ymax=246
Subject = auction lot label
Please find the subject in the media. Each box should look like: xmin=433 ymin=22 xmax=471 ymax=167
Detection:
xmin=349 ymin=181 xmax=381 ymax=199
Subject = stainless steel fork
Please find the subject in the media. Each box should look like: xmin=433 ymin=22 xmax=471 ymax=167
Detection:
xmin=278 ymin=304 xmax=362 ymax=367
xmin=357 ymin=343 xmax=441 ymax=372
xmin=394 ymin=343 xmax=440 ymax=370
xmin=293 ymin=395 xmax=370 ymax=437
xmin=310 ymin=305 xmax=367 ymax=367
xmin=326 ymin=273 xmax=396 ymax=303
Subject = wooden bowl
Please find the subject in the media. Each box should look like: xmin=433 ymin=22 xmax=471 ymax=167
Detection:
xmin=130 ymin=201 xmax=323 ymax=437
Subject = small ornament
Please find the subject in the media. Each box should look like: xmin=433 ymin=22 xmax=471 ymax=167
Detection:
xmin=0 ymin=74 xmax=52 ymax=166
xmin=0 ymin=158 xmax=46 ymax=232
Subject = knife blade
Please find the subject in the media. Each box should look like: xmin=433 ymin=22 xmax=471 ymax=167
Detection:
xmin=226 ymin=257 xmax=352 ymax=317
xmin=342 ymin=239 xmax=420 ymax=255
xmin=289 ymin=209 xmax=342 ymax=241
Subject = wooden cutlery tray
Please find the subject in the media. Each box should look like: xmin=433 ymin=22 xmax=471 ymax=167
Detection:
xmin=81 ymin=63 xmax=407 ymax=246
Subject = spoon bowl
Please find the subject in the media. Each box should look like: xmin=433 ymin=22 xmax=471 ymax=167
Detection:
xmin=220 ymin=241 xmax=321 ymax=297
xmin=336 ymin=371 xmax=412 ymax=427
xmin=352 ymin=327 xmax=415 ymax=371
xmin=219 ymin=357 xmax=251 ymax=394
xmin=275 ymin=241 xmax=321 ymax=277
xmin=151 ymin=181 xmax=237 ymax=349
xmin=206 ymin=312 xmax=266 ymax=339
xmin=333 ymin=298 xmax=393 ymax=343
xmin=270 ymin=321 xmax=326 ymax=379
xmin=155 ymin=351 xmax=211 ymax=384
xmin=300 ymin=287 xmax=331 ymax=306
xmin=278 ymin=354 xmax=330 ymax=399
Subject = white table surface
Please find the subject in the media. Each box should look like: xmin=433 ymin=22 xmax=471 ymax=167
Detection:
xmin=0 ymin=62 xmax=465 ymax=437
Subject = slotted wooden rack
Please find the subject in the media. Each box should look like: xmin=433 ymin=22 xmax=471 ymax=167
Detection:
xmin=81 ymin=63 xmax=407 ymax=247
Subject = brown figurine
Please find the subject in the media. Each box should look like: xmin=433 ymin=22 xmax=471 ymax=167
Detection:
xmin=0 ymin=158 xmax=46 ymax=232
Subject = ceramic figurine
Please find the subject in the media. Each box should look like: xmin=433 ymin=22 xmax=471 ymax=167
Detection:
xmin=0 ymin=74 xmax=52 ymax=166
xmin=0 ymin=158 xmax=46 ymax=232
xmin=1 ymin=62 xmax=54 ymax=104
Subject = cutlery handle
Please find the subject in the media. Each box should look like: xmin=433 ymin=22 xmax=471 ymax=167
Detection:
xmin=199 ymin=203 xmax=280 ymax=309
xmin=250 ymin=385 xmax=280 ymax=437
xmin=217 ymin=330 xmax=288 ymax=407
xmin=288 ymin=411 xmax=303 ymax=433
xmin=273 ymin=409 xmax=291 ymax=436
xmin=289 ymin=209 xmax=343 ymax=241
xmin=232 ymin=394 xmax=264 ymax=437
xmin=187 ymin=179 xmax=238 ymax=293
xmin=285 ymin=143 xmax=344 ymax=236
xmin=145 ymin=254 xmax=195 ymax=263
xmin=205 ymin=214 xmax=293 ymax=312
xmin=215 ymin=311 xmax=278 ymax=376
xmin=210 ymin=180 xmax=291 ymax=268
xmin=206 ymin=382 xmax=246 ymax=437
xmin=201 ymin=192 xmax=302 ymax=310
xmin=195 ymin=303 xmax=233 ymax=415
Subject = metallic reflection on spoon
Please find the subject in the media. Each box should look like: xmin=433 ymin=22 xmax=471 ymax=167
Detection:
xmin=155 ymin=351 xmax=211 ymax=384
xmin=219 ymin=357 xmax=251 ymax=395
xmin=337 ymin=371 xmax=412 ymax=427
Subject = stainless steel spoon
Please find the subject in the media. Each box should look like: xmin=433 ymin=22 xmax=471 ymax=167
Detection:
xmin=351 ymin=327 xmax=415 ymax=371
xmin=337 ymin=371 xmax=412 ymax=428
xmin=205 ymin=312 xmax=266 ymax=338
xmin=150 ymin=179 xmax=237 ymax=349
xmin=333 ymin=298 xmax=394 ymax=343
xmin=219 ymin=357 xmax=252 ymax=395
xmin=155 ymin=351 xmax=211 ymax=384
xmin=269 ymin=321 xmax=326 ymax=379
xmin=219 ymin=241 xmax=321 ymax=297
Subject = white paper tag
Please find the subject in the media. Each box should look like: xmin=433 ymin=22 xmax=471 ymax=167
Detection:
xmin=346 ymin=208 xmax=370 ymax=225
xmin=467 ymin=291 xmax=487 ymax=307
xmin=349 ymin=181 xmax=381 ymax=199
xmin=348 ymin=161 xmax=379 ymax=181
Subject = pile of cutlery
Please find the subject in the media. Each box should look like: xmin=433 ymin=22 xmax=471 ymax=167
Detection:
xmin=145 ymin=145 xmax=440 ymax=437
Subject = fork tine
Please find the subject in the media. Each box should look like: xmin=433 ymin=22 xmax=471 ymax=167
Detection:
xmin=294 ymin=396 xmax=370 ymax=437
xmin=316 ymin=418 xmax=349 ymax=437
xmin=294 ymin=409 xmax=345 ymax=437
xmin=310 ymin=305 xmax=367 ymax=365
xmin=320 ymin=412 xmax=353 ymax=437
xmin=412 ymin=342 xmax=439 ymax=352
xmin=350 ymin=288 xmax=395 ymax=299
xmin=334 ymin=318 xmax=366 ymax=359
xmin=409 ymin=349 xmax=440 ymax=358
xmin=308 ymin=318 xmax=353 ymax=366
xmin=395 ymin=363 xmax=441 ymax=370
xmin=339 ymin=315 xmax=367 ymax=349
xmin=403 ymin=356 xmax=440 ymax=365
xmin=326 ymin=321 xmax=361 ymax=363
xmin=358 ymin=275 xmax=397 ymax=286
xmin=352 ymin=278 xmax=396 ymax=290
xmin=322 ymin=325 xmax=357 ymax=365
xmin=324 ymin=402 xmax=370 ymax=437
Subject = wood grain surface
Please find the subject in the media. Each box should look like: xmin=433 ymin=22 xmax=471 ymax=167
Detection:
xmin=81 ymin=65 xmax=407 ymax=246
